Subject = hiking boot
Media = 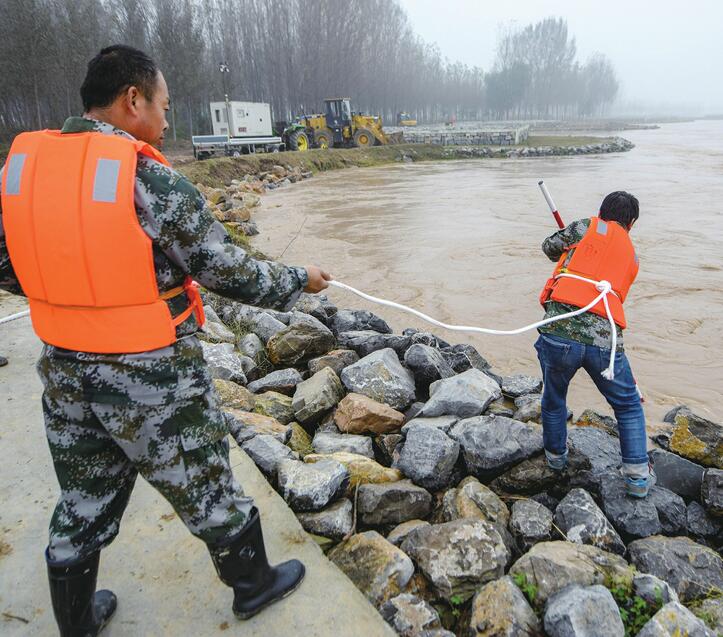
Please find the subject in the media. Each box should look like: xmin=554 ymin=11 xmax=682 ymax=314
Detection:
xmin=545 ymin=449 xmax=568 ymax=473
xmin=46 ymin=549 xmax=117 ymax=637
xmin=625 ymin=466 xmax=657 ymax=498
xmin=209 ymin=507 xmax=305 ymax=620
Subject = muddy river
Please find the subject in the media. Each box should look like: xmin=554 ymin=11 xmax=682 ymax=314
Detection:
xmin=256 ymin=120 xmax=723 ymax=423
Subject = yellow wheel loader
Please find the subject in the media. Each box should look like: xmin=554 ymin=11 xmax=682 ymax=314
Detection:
xmin=283 ymin=98 xmax=401 ymax=151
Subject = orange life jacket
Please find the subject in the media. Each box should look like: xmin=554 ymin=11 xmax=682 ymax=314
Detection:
xmin=1 ymin=129 xmax=205 ymax=354
xmin=539 ymin=216 xmax=638 ymax=329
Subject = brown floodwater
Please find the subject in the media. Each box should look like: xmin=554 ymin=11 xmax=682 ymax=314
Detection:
xmin=255 ymin=121 xmax=723 ymax=424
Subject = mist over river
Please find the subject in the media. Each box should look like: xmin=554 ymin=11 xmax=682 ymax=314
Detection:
xmin=255 ymin=121 xmax=723 ymax=423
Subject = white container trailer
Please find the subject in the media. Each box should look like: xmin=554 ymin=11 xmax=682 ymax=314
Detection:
xmin=194 ymin=101 xmax=284 ymax=159
xmin=210 ymin=101 xmax=273 ymax=137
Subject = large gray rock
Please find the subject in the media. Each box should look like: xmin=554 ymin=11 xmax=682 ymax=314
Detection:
xmin=312 ymin=431 xmax=375 ymax=458
xmin=686 ymin=501 xmax=722 ymax=544
xmin=509 ymin=499 xmax=553 ymax=552
xmin=250 ymin=311 xmax=286 ymax=343
xmin=403 ymin=344 xmax=455 ymax=394
xmin=292 ymin=293 xmax=329 ymax=323
xmin=328 ymin=531 xmax=414 ymax=608
xmin=238 ymin=332 xmax=264 ymax=359
xmin=252 ymin=391 xmax=295 ymax=425
xmin=701 ymin=469 xmax=723 ymax=517
xmin=668 ymin=407 xmax=723 ymax=469
xmin=439 ymin=344 xmax=490 ymax=373
xmin=512 ymin=393 xmax=542 ymax=423
xmin=296 ymin=498 xmax=353 ymax=541
xmin=468 ymin=575 xmax=541 ymax=637
xmin=400 ymin=518 xmax=510 ymax=601
xmin=628 ymin=535 xmax=723 ymax=602
xmin=508 ymin=541 xmax=630 ymax=604
xmin=600 ymin=472 xmax=686 ymax=539
xmin=633 ymin=573 xmax=679 ymax=606
xmin=386 ymin=520 xmax=431 ymax=547
xmin=200 ymin=341 xmax=247 ymax=384
xmin=337 ymin=330 xmax=412 ymax=358
xmin=307 ymin=349 xmax=359 ymax=376
xmin=329 ymin=309 xmax=392 ymax=335
xmin=449 ymin=415 xmax=544 ymax=480
xmin=276 ymin=458 xmax=349 ymax=512
xmin=396 ymin=424 xmax=460 ymax=491
xmin=266 ymin=318 xmax=336 ymax=366
xmin=554 ymin=488 xmax=626 ymax=555
xmin=358 ymin=480 xmax=433 ymax=526
xmin=501 ymin=374 xmax=543 ymax=398
xmin=649 ymin=448 xmax=705 ymax=500
xmin=200 ymin=306 xmax=236 ymax=343
xmin=637 ymin=602 xmax=714 ymax=637
xmin=567 ymin=427 xmax=622 ymax=493
xmin=401 ymin=416 xmax=458 ymax=435
xmin=647 ymin=484 xmax=688 ymax=535
xmin=340 ymin=348 xmax=416 ymax=411
xmin=247 ymin=368 xmax=303 ymax=395
xmin=241 ymin=434 xmax=298 ymax=479
xmin=379 ymin=594 xmax=443 ymax=637
xmin=489 ymin=454 xmax=561 ymax=495
xmin=420 ymin=369 xmax=501 ymax=418
xmin=291 ymin=367 xmax=345 ymax=424
xmin=543 ymin=585 xmax=624 ymax=637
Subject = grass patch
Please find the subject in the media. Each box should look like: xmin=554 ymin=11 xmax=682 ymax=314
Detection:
xmin=605 ymin=573 xmax=662 ymax=637
xmin=512 ymin=572 xmax=541 ymax=610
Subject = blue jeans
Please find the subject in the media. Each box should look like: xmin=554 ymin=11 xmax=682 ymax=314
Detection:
xmin=534 ymin=333 xmax=649 ymax=468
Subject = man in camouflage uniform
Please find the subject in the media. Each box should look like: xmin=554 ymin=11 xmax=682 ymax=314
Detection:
xmin=535 ymin=191 xmax=654 ymax=498
xmin=0 ymin=45 xmax=329 ymax=635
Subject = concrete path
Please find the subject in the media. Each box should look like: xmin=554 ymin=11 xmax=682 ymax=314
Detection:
xmin=0 ymin=297 xmax=395 ymax=636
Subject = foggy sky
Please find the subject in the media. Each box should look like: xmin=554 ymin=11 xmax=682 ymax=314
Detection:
xmin=399 ymin=0 xmax=723 ymax=113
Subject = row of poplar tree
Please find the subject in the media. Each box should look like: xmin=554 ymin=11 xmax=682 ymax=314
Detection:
xmin=0 ymin=0 xmax=619 ymax=140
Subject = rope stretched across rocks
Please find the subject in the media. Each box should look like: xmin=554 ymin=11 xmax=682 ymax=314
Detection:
xmin=2 ymin=275 xmax=621 ymax=380
xmin=0 ymin=309 xmax=29 ymax=325
xmin=329 ymin=273 xmax=620 ymax=380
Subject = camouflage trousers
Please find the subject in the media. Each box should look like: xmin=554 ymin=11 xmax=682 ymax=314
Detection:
xmin=38 ymin=347 xmax=254 ymax=564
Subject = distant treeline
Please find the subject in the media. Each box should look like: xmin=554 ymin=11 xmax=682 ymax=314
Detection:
xmin=0 ymin=0 xmax=619 ymax=140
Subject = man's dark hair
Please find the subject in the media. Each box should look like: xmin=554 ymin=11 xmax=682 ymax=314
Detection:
xmin=80 ymin=45 xmax=159 ymax=112
xmin=599 ymin=191 xmax=639 ymax=227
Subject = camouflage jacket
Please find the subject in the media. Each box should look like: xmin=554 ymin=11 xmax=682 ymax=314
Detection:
xmin=538 ymin=217 xmax=625 ymax=351
xmin=0 ymin=117 xmax=308 ymax=405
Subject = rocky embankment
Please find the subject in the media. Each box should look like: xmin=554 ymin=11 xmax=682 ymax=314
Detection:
xmin=179 ymin=136 xmax=634 ymax=192
xmin=198 ymin=287 xmax=723 ymax=637
xmin=441 ymin=136 xmax=634 ymax=159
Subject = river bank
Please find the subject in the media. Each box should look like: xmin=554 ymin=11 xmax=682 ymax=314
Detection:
xmin=178 ymin=135 xmax=633 ymax=188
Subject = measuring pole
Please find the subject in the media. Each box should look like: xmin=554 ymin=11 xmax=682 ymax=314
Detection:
xmin=538 ymin=180 xmax=565 ymax=229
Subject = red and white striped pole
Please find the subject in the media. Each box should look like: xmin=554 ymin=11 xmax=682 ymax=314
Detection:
xmin=538 ymin=180 xmax=565 ymax=229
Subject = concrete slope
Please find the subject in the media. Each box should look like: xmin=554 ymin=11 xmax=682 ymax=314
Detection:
xmin=0 ymin=306 xmax=396 ymax=637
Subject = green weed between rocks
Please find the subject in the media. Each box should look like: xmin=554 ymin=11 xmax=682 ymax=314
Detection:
xmin=512 ymin=572 xmax=540 ymax=609
xmin=605 ymin=574 xmax=662 ymax=637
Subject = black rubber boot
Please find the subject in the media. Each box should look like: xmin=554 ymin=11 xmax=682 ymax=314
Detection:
xmin=209 ymin=507 xmax=305 ymax=620
xmin=46 ymin=549 xmax=117 ymax=637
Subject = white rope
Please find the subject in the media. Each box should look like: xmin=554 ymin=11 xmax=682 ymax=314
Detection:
xmin=0 ymin=309 xmax=30 ymax=325
xmin=329 ymin=273 xmax=620 ymax=380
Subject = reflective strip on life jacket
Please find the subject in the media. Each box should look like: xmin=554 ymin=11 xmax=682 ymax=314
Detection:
xmin=1 ymin=129 xmax=204 ymax=353
xmin=539 ymin=216 xmax=638 ymax=329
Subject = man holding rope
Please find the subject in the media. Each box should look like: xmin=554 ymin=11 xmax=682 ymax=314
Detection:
xmin=536 ymin=191 xmax=654 ymax=498
xmin=0 ymin=45 xmax=331 ymax=635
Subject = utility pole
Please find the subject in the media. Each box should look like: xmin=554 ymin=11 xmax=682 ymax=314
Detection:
xmin=219 ymin=62 xmax=231 ymax=135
